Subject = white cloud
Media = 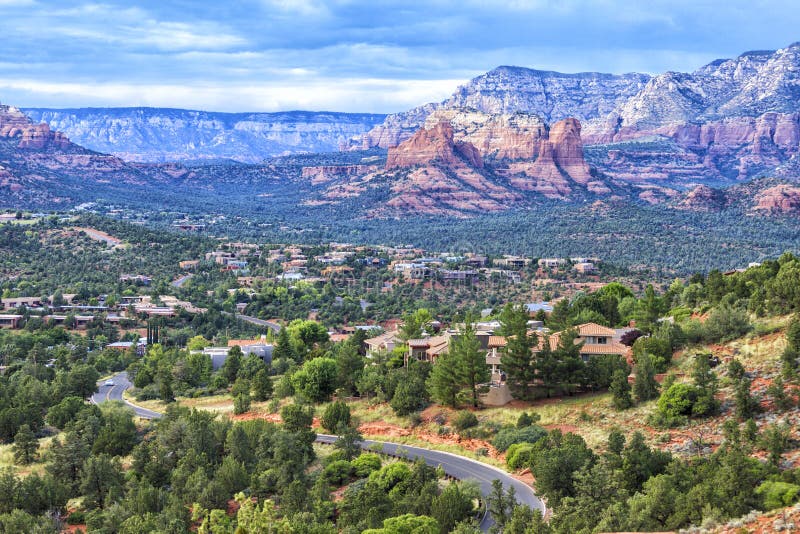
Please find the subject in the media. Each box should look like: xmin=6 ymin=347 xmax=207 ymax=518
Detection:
xmin=0 ymin=77 xmax=463 ymax=113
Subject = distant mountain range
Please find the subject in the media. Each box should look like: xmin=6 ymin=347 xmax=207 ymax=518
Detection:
xmin=22 ymin=108 xmax=386 ymax=163
xmin=4 ymin=41 xmax=800 ymax=220
xmin=354 ymin=42 xmax=800 ymax=190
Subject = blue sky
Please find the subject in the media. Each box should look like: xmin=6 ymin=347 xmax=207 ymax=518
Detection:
xmin=1 ymin=0 xmax=798 ymax=113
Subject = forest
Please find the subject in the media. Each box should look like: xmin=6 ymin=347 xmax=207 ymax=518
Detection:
xmin=3 ymin=215 xmax=800 ymax=532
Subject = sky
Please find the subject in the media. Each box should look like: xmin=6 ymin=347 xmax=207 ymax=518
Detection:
xmin=0 ymin=0 xmax=799 ymax=113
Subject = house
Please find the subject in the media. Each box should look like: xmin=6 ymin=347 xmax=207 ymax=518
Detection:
xmin=537 ymin=258 xmax=566 ymax=269
xmin=574 ymin=262 xmax=597 ymax=274
xmin=201 ymin=344 xmax=273 ymax=370
xmin=393 ymin=263 xmax=430 ymax=280
xmin=1 ymin=297 xmax=42 ymax=310
xmin=550 ymin=323 xmax=628 ymax=363
xmin=364 ymin=331 xmax=399 ymax=358
xmin=179 ymin=260 xmax=200 ymax=270
xmin=107 ymin=338 xmax=147 ymax=356
xmin=0 ymin=315 xmax=23 ymax=328
xmin=120 ymin=274 xmax=152 ymax=285
xmin=495 ymin=256 xmax=530 ymax=269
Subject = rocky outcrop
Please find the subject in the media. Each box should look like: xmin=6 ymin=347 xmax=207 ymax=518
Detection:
xmin=301 ymin=164 xmax=379 ymax=185
xmin=355 ymin=68 xmax=650 ymax=149
xmin=752 ymin=184 xmax=800 ymax=215
xmin=365 ymin=109 xmax=606 ymax=208
xmin=386 ymin=121 xmax=483 ymax=169
xmin=0 ymin=104 xmax=71 ymax=149
xmin=23 ymin=107 xmax=387 ymax=163
xmin=675 ymin=185 xmax=728 ymax=211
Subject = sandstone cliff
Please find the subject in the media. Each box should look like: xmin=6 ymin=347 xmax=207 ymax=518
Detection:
xmin=1 ymin=104 xmax=71 ymax=149
xmin=356 ymin=41 xmax=800 ymax=189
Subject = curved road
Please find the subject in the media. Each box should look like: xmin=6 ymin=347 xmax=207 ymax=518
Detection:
xmin=94 ymin=372 xmax=544 ymax=530
xmin=91 ymin=371 xmax=163 ymax=419
xmin=221 ymin=311 xmax=282 ymax=333
xmin=317 ymin=434 xmax=544 ymax=530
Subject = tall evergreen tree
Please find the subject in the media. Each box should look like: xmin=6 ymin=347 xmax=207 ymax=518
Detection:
xmin=454 ymin=319 xmax=489 ymax=408
xmin=609 ymin=369 xmax=633 ymax=410
xmin=12 ymin=424 xmax=37 ymax=465
xmin=427 ymin=351 xmax=462 ymax=408
xmin=499 ymin=304 xmax=535 ymax=400
xmin=633 ymin=353 xmax=659 ymax=403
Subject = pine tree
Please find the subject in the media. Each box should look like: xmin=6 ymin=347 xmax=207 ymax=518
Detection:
xmin=633 ymin=353 xmax=659 ymax=403
xmin=12 ymin=424 xmax=38 ymax=465
xmin=691 ymin=353 xmax=719 ymax=416
xmin=232 ymin=378 xmax=251 ymax=415
xmin=499 ymin=304 xmax=535 ymax=399
xmin=273 ymin=327 xmax=297 ymax=363
xmin=427 ymin=351 xmax=462 ymax=408
xmin=455 ymin=319 xmax=489 ymax=408
xmin=535 ymin=335 xmax=559 ymax=398
xmin=609 ymin=369 xmax=633 ymax=410
xmin=252 ymin=368 xmax=273 ymax=401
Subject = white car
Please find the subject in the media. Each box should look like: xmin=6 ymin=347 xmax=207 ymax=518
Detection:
xmin=104 ymin=379 xmax=115 ymax=387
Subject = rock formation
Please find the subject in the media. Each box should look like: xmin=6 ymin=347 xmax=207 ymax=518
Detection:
xmin=0 ymin=104 xmax=71 ymax=149
xmin=355 ymin=41 xmax=800 ymax=189
xmin=753 ymin=184 xmax=800 ymax=215
xmin=301 ymin=164 xmax=379 ymax=185
xmin=386 ymin=120 xmax=483 ymax=169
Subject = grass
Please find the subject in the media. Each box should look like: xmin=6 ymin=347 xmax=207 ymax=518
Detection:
xmin=0 ymin=434 xmax=59 ymax=477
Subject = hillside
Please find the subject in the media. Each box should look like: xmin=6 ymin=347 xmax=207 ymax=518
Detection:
xmin=23 ymin=107 xmax=386 ymax=163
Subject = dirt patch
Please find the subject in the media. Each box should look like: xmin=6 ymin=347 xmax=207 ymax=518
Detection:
xmin=230 ymin=412 xmax=282 ymax=423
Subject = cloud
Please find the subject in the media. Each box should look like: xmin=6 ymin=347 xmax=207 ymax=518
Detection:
xmin=0 ymin=77 xmax=463 ymax=113
xmin=1 ymin=0 xmax=799 ymax=111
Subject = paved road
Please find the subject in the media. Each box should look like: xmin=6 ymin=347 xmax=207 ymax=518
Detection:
xmin=223 ymin=311 xmax=282 ymax=333
xmin=317 ymin=434 xmax=543 ymax=530
xmin=91 ymin=371 xmax=163 ymax=419
xmin=171 ymin=273 xmax=193 ymax=288
xmin=93 ymin=375 xmax=543 ymax=530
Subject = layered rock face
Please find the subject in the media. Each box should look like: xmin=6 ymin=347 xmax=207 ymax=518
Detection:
xmin=356 ymin=68 xmax=650 ymax=149
xmin=337 ymin=108 xmax=606 ymax=212
xmin=23 ymin=108 xmax=387 ymax=163
xmin=0 ymin=101 xmax=191 ymax=206
xmin=753 ymin=184 xmax=800 ymax=215
xmin=386 ymin=120 xmax=483 ymax=169
xmin=1 ymin=104 xmax=71 ymax=149
xmin=357 ymin=42 xmax=800 ymax=188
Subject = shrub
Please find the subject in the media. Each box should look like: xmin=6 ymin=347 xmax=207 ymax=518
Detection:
xmin=704 ymin=305 xmax=751 ymax=343
xmin=658 ymin=383 xmax=698 ymax=418
xmin=321 ymin=401 xmax=351 ymax=433
xmin=492 ymin=425 xmax=547 ymax=452
xmin=67 ymin=511 xmax=86 ymax=525
xmin=352 ymin=453 xmax=382 ymax=477
xmin=756 ymin=480 xmax=800 ymax=510
xmin=369 ymin=462 xmax=411 ymax=491
xmin=323 ymin=459 xmax=353 ymax=486
xmin=506 ymin=443 xmax=535 ymax=470
xmin=452 ymin=411 xmax=478 ymax=432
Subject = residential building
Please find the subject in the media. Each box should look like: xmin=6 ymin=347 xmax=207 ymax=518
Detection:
xmin=1 ymin=297 xmax=42 ymax=310
xmin=363 ymin=331 xmax=399 ymax=358
xmin=0 ymin=315 xmax=22 ymax=328
xmin=538 ymin=258 xmax=567 ymax=269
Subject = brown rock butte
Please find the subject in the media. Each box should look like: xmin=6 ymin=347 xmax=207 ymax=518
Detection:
xmin=0 ymin=103 xmax=71 ymax=149
xmin=753 ymin=184 xmax=800 ymax=215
